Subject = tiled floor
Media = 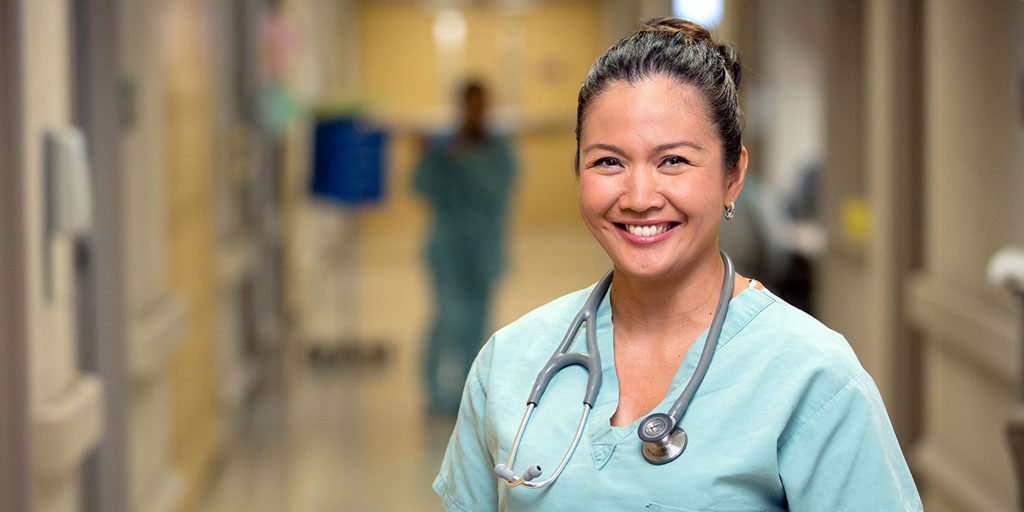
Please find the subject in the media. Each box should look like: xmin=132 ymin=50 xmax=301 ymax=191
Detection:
xmin=198 ymin=221 xmax=609 ymax=512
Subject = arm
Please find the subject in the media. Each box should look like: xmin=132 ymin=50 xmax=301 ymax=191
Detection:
xmin=412 ymin=145 xmax=442 ymax=202
xmin=490 ymin=140 xmax=517 ymax=223
xmin=778 ymin=373 xmax=923 ymax=511
xmin=433 ymin=342 xmax=499 ymax=511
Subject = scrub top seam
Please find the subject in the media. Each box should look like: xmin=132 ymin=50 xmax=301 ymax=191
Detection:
xmin=777 ymin=371 xmax=866 ymax=452
xmin=713 ymin=287 xmax=775 ymax=354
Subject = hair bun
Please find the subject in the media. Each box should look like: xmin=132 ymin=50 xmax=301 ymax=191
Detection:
xmin=640 ymin=17 xmax=741 ymax=91
xmin=716 ymin=42 xmax=742 ymax=91
xmin=640 ymin=17 xmax=714 ymax=44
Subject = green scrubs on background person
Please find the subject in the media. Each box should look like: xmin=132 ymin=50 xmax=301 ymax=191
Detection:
xmin=414 ymin=80 xmax=517 ymax=415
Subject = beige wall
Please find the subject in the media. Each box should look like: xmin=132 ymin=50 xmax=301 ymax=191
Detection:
xmin=907 ymin=1 xmax=1024 ymax=510
xmin=816 ymin=0 xmax=1024 ymax=510
xmin=24 ymin=0 xmax=75 ymax=420
xmin=162 ymin=2 xmax=224 ymax=511
xmin=23 ymin=2 xmax=89 ymax=511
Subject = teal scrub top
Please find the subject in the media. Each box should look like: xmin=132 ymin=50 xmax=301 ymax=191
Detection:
xmin=413 ymin=134 xmax=516 ymax=282
xmin=434 ymin=282 xmax=923 ymax=511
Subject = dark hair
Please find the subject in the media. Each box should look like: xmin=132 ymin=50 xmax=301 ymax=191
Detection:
xmin=574 ymin=17 xmax=743 ymax=175
xmin=461 ymin=79 xmax=486 ymax=102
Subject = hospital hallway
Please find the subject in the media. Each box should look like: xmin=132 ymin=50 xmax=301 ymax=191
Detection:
xmin=3 ymin=1 xmax=1024 ymax=512
xmin=195 ymin=224 xmax=609 ymax=512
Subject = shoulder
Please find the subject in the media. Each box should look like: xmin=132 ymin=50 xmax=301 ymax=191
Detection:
xmin=724 ymin=288 xmax=877 ymax=420
xmin=755 ymin=296 xmax=921 ymax=508
xmin=730 ymin=289 xmax=896 ymax=440
xmin=483 ymin=132 xmax=516 ymax=154
xmin=466 ymin=284 xmax=601 ymax=440
xmin=474 ymin=285 xmax=595 ymax=379
xmin=418 ymin=132 xmax=457 ymax=156
xmin=743 ymin=289 xmax=861 ymax=377
xmin=493 ymin=286 xmax=592 ymax=349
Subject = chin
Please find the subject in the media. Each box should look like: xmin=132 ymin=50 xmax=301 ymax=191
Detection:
xmin=613 ymin=261 xmax=679 ymax=282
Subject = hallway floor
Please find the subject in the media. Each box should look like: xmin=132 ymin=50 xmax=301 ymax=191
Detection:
xmin=197 ymin=222 xmax=609 ymax=512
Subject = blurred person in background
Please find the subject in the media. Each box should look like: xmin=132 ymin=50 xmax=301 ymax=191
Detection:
xmin=433 ymin=18 xmax=920 ymax=510
xmin=414 ymin=79 xmax=518 ymax=416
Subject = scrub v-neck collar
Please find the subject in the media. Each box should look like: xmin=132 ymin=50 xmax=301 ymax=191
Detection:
xmin=585 ymin=284 xmax=773 ymax=470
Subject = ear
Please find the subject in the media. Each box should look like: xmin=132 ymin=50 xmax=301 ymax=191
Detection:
xmin=725 ymin=146 xmax=748 ymax=204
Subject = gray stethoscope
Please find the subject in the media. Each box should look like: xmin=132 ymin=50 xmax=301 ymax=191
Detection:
xmin=494 ymin=250 xmax=735 ymax=488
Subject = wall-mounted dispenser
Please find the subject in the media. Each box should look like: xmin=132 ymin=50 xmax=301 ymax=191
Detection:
xmin=45 ymin=127 xmax=93 ymax=237
xmin=43 ymin=127 xmax=93 ymax=300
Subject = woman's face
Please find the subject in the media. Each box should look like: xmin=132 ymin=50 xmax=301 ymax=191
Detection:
xmin=577 ymin=75 xmax=746 ymax=283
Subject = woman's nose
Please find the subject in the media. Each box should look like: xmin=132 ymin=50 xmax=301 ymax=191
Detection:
xmin=619 ymin=169 xmax=665 ymax=212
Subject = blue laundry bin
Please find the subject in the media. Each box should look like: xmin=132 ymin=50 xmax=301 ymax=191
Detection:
xmin=310 ymin=116 xmax=387 ymax=206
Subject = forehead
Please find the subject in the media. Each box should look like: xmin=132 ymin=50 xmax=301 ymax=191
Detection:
xmin=580 ymin=75 xmax=716 ymax=143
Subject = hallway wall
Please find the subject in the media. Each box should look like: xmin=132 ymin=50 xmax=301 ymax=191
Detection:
xmin=22 ymin=2 xmax=95 ymax=510
xmin=906 ymin=1 xmax=1024 ymax=510
xmin=21 ymin=2 xmax=104 ymax=509
xmin=161 ymin=2 xmax=225 ymax=510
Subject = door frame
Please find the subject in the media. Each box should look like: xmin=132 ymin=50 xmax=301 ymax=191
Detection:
xmin=73 ymin=1 xmax=129 ymax=511
xmin=0 ymin=0 xmax=32 ymax=510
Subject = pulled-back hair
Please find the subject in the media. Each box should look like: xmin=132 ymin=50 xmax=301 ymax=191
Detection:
xmin=574 ymin=18 xmax=743 ymax=175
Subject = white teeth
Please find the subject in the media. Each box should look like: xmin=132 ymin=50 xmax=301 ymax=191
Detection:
xmin=626 ymin=224 xmax=668 ymax=237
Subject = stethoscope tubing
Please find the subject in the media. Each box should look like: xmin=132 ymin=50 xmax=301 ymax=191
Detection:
xmin=495 ymin=250 xmax=734 ymax=487
xmin=666 ymin=251 xmax=734 ymax=421
xmin=497 ymin=271 xmax=610 ymax=488
xmin=498 ymin=403 xmax=592 ymax=488
xmin=525 ymin=269 xmax=611 ymax=407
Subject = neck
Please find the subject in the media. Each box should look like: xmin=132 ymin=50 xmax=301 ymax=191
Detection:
xmin=460 ymin=124 xmax=485 ymax=142
xmin=609 ymin=253 xmax=726 ymax=340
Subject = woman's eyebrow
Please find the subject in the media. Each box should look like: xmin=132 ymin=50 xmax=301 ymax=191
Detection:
xmin=582 ymin=141 xmax=705 ymax=154
xmin=581 ymin=143 xmax=624 ymax=155
xmin=652 ymin=141 xmax=705 ymax=153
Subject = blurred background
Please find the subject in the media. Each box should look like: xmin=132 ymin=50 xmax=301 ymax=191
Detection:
xmin=1 ymin=0 xmax=1023 ymax=511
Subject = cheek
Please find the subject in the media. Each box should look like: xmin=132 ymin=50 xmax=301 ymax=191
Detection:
xmin=577 ymin=176 xmax=618 ymax=220
xmin=677 ymin=175 xmax=728 ymax=211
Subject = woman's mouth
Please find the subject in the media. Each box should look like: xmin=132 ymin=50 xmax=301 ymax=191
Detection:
xmin=617 ymin=222 xmax=679 ymax=240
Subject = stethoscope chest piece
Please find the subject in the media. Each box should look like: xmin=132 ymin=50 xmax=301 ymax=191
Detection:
xmin=639 ymin=413 xmax=688 ymax=465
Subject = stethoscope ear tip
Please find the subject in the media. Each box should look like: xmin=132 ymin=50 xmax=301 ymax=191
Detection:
xmin=495 ymin=463 xmax=545 ymax=487
xmin=494 ymin=464 xmax=516 ymax=483
xmin=523 ymin=465 xmax=543 ymax=481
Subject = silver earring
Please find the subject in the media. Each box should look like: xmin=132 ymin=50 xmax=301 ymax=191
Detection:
xmin=724 ymin=201 xmax=735 ymax=220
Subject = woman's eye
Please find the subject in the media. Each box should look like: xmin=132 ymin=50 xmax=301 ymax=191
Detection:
xmin=662 ymin=155 xmax=689 ymax=167
xmin=593 ymin=157 xmax=622 ymax=168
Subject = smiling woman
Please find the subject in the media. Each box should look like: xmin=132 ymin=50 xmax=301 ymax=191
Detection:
xmin=433 ymin=17 xmax=923 ymax=512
